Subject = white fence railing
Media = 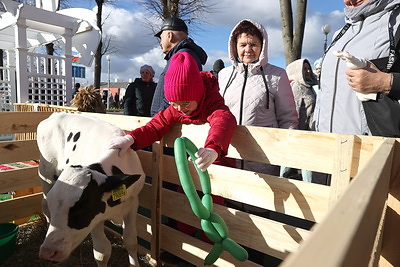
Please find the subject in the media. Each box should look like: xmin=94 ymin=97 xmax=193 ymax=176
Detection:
xmin=0 ymin=66 xmax=13 ymax=112
xmin=26 ymin=52 xmax=66 ymax=106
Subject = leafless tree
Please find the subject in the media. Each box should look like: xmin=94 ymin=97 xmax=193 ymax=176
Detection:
xmin=280 ymin=0 xmax=307 ymax=65
xmin=92 ymin=0 xmax=122 ymax=89
xmin=135 ymin=0 xmax=217 ymax=35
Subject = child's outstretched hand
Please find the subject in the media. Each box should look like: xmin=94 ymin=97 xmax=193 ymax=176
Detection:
xmin=195 ymin=148 xmax=218 ymax=172
xmin=108 ymin=135 xmax=134 ymax=156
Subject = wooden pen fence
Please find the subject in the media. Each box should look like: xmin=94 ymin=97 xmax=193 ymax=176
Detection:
xmin=0 ymin=105 xmax=399 ymax=266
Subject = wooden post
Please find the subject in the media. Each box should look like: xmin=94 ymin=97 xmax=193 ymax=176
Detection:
xmin=150 ymin=140 xmax=163 ymax=264
xmin=379 ymin=139 xmax=400 ymax=266
xmin=329 ymin=135 xmax=355 ymax=206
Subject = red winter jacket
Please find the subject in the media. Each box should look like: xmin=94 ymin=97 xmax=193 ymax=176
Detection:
xmin=126 ymin=71 xmax=237 ymax=159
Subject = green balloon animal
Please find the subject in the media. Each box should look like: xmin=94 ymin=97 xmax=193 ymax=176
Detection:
xmin=174 ymin=137 xmax=248 ymax=265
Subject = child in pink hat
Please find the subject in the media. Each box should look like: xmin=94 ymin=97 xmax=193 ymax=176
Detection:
xmin=109 ymin=52 xmax=237 ymax=171
xmin=109 ymin=52 xmax=236 ymax=242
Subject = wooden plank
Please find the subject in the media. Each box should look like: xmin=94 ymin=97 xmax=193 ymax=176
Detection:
xmin=208 ymin=166 xmax=329 ymax=223
xmin=0 ymin=140 xmax=40 ymax=164
xmin=37 ymin=104 xmax=78 ymax=112
xmin=329 ymin=135 xmax=356 ymax=206
xmin=137 ymin=214 xmax=152 ymax=243
xmin=0 ymin=193 xmax=43 ymax=223
xmin=161 ymin=189 xmax=310 ymax=259
xmin=163 ymin=125 xmax=339 ymax=174
xmin=379 ymin=139 xmax=400 ymax=266
xmin=160 ymin=225 xmax=262 ymax=267
xmin=137 ymin=150 xmax=152 ymax=177
xmin=281 ymin=138 xmax=394 ymax=267
xmin=0 ymin=167 xmax=41 ymax=192
xmin=369 ymin=201 xmax=387 ymax=267
xmin=13 ymin=186 xmax=43 ymax=225
xmin=161 ymin=155 xmax=330 ymax=222
xmin=13 ymin=103 xmax=34 ymax=112
xmin=138 ymin=183 xmax=152 ymax=210
xmin=0 ymin=112 xmax=52 ymax=134
xmin=150 ymin=141 xmax=163 ymax=263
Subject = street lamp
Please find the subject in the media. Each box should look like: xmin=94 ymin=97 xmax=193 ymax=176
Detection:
xmin=322 ymin=24 xmax=331 ymax=52
xmin=106 ymin=55 xmax=111 ymax=109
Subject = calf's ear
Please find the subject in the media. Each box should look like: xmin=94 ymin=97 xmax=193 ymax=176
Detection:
xmin=101 ymin=174 xmax=142 ymax=192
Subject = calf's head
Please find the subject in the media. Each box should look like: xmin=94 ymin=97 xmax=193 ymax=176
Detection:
xmin=39 ymin=164 xmax=141 ymax=263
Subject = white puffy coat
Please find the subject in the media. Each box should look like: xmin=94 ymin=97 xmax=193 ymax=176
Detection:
xmin=218 ymin=19 xmax=298 ymax=129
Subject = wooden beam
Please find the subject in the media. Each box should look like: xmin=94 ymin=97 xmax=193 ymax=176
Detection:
xmin=150 ymin=141 xmax=163 ymax=264
xmin=0 ymin=112 xmax=52 ymax=134
xmin=0 ymin=166 xmax=41 ymax=192
xmin=160 ymin=225 xmax=261 ymax=267
xmin=379 ymin=139 xmax=400 ymax=266
xmin=0 ymin=139 xmax=39 ymax=164
xmin=0 ymin=193 xmax=43 ymax=223
xmin=161 ymin=155 xmax=330 ymax=222
xmin=161 ymin=189 xmax=310 ymax=259
xmin=329 ymin=134 xmax=356 ymax=206
xmin=281 ymin=138 xmax=394 ymax=267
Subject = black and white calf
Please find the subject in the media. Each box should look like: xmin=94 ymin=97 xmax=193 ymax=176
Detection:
xmin=36 ymin=113 xmax=145 ymax=266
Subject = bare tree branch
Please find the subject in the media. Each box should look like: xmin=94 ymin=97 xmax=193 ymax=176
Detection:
xmin=134 ymin=0 xmax=218 ymax=35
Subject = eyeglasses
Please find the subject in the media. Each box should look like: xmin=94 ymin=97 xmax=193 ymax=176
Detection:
xmin=169 ymin=101 xmax=191 ymax=109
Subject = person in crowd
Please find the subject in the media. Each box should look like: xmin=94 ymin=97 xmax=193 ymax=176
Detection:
xmin=314 ymin=0 xmax=400 ymax=136
xmin=109 ymin=52 xmax=236 ymax=240
xmin=72 ymin=82 xmax=80 ymax=99
xmin=150 ymin=17 xmax=208 ymax=116
xmin=124 ymin=65 xmax=157 ymax=116
xmin=280 ymin=58 xmax=318 ymax=182
xmin=313 ymin=57 xmax=322 ymax=76
xmin=114 ymin=92 xmax=120 ymax=109
xmin=218 ymin=19 xmax=298 ymax=175
xmin=312 ymin=57 xmax=322 ymax=96
xmin=110 ymin=52 xmax=236 ymax=170
xmin=287 ymin=59 xmax=317 ymax=132
xmin=108 ymin=92 xmax=114 ymax=109
xmin=313 ymin=0 xmax=400 ymax=184
xmin=102 ymin=90 xmax=108 ymax=106
xmin=210 ymin=59 xmax=225 ymax=78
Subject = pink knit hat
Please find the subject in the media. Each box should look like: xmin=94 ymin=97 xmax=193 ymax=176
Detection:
xmin=164 ymin=52 xmax=205 ymax=103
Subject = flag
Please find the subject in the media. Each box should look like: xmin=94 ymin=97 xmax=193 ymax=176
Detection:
xmin=72 ymin=56 xmax=80 ymax=63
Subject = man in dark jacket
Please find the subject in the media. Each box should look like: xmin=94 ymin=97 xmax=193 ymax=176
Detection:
xmin=150 ymin=17 xmax=208 ymax=116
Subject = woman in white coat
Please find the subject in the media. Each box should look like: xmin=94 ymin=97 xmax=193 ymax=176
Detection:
xmin=218 ymin=19 xmax=298 ymax=175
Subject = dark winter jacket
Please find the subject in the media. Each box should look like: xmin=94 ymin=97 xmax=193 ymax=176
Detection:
xmin=124 ymin=78 xmax=156 ymax=117
xmin=150 ymin=38 xmax=208 ymax=116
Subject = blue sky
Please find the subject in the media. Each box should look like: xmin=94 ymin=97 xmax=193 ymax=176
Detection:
xmin=67 ymin=0 xmax=345 ymax=86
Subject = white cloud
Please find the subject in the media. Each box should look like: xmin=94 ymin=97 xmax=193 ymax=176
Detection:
xmin=206 ymin=0 xmax=283 ymax=28
xmin=80 ymin=1 xmax=345 ymax=86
